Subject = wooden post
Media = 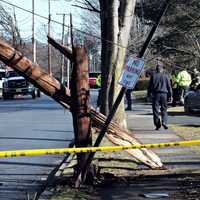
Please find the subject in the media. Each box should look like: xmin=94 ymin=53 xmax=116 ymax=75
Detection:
xmin=70 ymin=47 xmax=92 ymax=186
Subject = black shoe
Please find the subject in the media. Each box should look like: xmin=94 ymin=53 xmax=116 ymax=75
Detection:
xmin=155 ymin=124 xmax=161 ymax=130
xmin=162 ymin=124 xmax=168 ymax=129
xmin=125 ymin=107 xmax=132 ymax=111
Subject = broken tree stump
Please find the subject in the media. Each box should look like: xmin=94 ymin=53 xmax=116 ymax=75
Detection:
xmin=0 ymin=39 xmax=163 ymax=169
xmin=70 ymin=47 xmax=93 ymax=186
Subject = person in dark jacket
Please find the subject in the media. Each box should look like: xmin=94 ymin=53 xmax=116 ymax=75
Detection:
xmin=125 ymin=89 xmax=133 ymax=111
xmin=147 ymin=62 xmax=172 ymax=130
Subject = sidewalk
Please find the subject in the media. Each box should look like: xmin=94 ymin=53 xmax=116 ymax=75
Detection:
xmin=126 ymin=102 xmax=200 ymax=173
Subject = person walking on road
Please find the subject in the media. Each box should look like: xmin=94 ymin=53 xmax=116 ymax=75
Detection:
xmin=147 ymin=62 xmax=172 ymax=130
xmin=96 ymin=74 xmax=101 ymax=109
xmin=96 ymin=74 xmax=101 ymax=88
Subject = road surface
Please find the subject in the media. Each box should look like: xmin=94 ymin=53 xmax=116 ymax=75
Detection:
xmin=0 ymin=94 xmax=73 ymax=199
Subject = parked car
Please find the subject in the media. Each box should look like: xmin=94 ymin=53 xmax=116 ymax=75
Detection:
xmin=2 ymin=70 xmax=36 ymax=100
xmin=184 ymin=89 xmax=200 ymax=114
xmin=89 ymin=77 xmax=97 ymax=88
xmin=89 ymin=72 xmax=101 ymax=88
xmin=0 ymin=68 xmax=6 ymax=98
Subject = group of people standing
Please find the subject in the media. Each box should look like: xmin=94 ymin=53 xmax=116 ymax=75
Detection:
xmin=171 ymin=67 xmax=200 ymax=106
xmin=125 ymin=61 xmax=199 ymax=131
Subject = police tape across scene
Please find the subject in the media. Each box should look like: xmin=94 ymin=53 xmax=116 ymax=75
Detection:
xmin=1 ymin=140 xmax=200 ymax=158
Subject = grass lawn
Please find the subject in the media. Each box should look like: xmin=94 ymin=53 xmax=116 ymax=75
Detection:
xmin=168 ymin=106 xmax=200 ymax=153
xmin=132 ymin=90 xmax=147 ymax=101
xmin=170 ymin=124 xmax=200 ymax=141
xmin=168 ymin=106 xmax=200 ymax=140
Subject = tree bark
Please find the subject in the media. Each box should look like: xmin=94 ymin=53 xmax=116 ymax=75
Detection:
xmin=99 ymin=0 xmax=136 ymax=128
xmin=99 ymin=0 xmax=118 ymax=115
xmin=70 ymin=47 xmax=92 ymax=184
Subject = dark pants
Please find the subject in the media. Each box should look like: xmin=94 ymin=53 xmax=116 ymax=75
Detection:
xmin=152 ymin=93 xmax=168 ymax=127
xmin=172 ymin=87 xmax=180 ymax=106
xmin=179 ymin=86 xmax=189 ymax=105
xmin=126 ymin=89 xmax=132 ymax=109
xmin=97 ymin=89 xmax=101 ymax=107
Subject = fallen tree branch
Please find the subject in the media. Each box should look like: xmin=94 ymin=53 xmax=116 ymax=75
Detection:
xmin=47 ymin=36 xmax=73 ymax=62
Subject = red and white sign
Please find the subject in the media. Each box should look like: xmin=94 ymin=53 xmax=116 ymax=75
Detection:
xmin=118 ymin=57 xmax=144 ymax=89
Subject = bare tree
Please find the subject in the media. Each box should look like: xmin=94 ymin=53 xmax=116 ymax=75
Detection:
xmin=73 ymin=0 xmax=101 ymax=72
xmin=138 ymin=0 xmax=200 ymax=70
xmin=0 ymin=4 xmax=22 ymax=48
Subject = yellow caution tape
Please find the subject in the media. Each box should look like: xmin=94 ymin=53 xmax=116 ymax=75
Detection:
xmin=1 ymin=139 xmax=200 ymax=158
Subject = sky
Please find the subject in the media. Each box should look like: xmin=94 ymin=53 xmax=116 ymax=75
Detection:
xmin=1 ymin=0 xmax=81 ymax=43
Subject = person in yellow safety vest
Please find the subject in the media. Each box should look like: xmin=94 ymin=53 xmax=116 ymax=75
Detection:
xmin=176 ymin=68 xmax=192 ymax=105
xmin=96 ymin=74 xmax=101 ymax=87
xmin=96 ymin=74 xmax=101 ymax=108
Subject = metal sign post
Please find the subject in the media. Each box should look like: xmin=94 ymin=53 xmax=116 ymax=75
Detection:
xmin=119 ymin=57 xmax=144 ymax=89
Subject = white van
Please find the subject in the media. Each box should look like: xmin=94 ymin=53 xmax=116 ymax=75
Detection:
xmin=0 ymin=68 xmax=6 ymax=98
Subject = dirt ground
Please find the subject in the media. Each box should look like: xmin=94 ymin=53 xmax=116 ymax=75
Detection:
xmin=47 ymin=173 xmax=200 ymax=200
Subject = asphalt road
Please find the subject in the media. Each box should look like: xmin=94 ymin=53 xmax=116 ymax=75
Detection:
xmin=0 ymin=94 xmax=74 ymax=199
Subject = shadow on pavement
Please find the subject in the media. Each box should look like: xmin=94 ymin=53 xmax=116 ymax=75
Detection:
xmin=178 ymin=124 xmax=200 ymax=128
xmin=0 ymin=136 xmax=71 ymax=142
xmin=33 ymin=129 xmax=73 ymax=134
xmin=0 ymin=161 xmax=56 ymax=167
xmin=168 ymin=111 xmax=200 ymax=117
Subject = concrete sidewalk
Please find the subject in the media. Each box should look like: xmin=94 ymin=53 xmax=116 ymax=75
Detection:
xmin=126 ymin=102 xmax=200 ymax=173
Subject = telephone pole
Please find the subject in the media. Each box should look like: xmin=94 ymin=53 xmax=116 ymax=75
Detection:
xmin=32 ymin=0 xmax=36 ymax=63
xmin=56 ymin=13 xmax=71 ymax=87
xmin=48 ymin=0 xmax=52 ymax=76
xmin=66 ymin=25 xmax=71 ymax=88
xmin=11 ymin=7 xmax=17 ymax=47
xmin=56 ymin=13 xmax=67 ymax=83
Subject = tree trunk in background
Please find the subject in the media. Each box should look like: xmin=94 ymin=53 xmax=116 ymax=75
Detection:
xmin=99 ymin=0 xmax=136 ymax=128
xmin=99 ymin=0 xmax=118 ymax=115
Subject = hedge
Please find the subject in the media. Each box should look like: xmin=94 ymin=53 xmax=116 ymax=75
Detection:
xmin=134 ymin=79 xmax=150 ymax=91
